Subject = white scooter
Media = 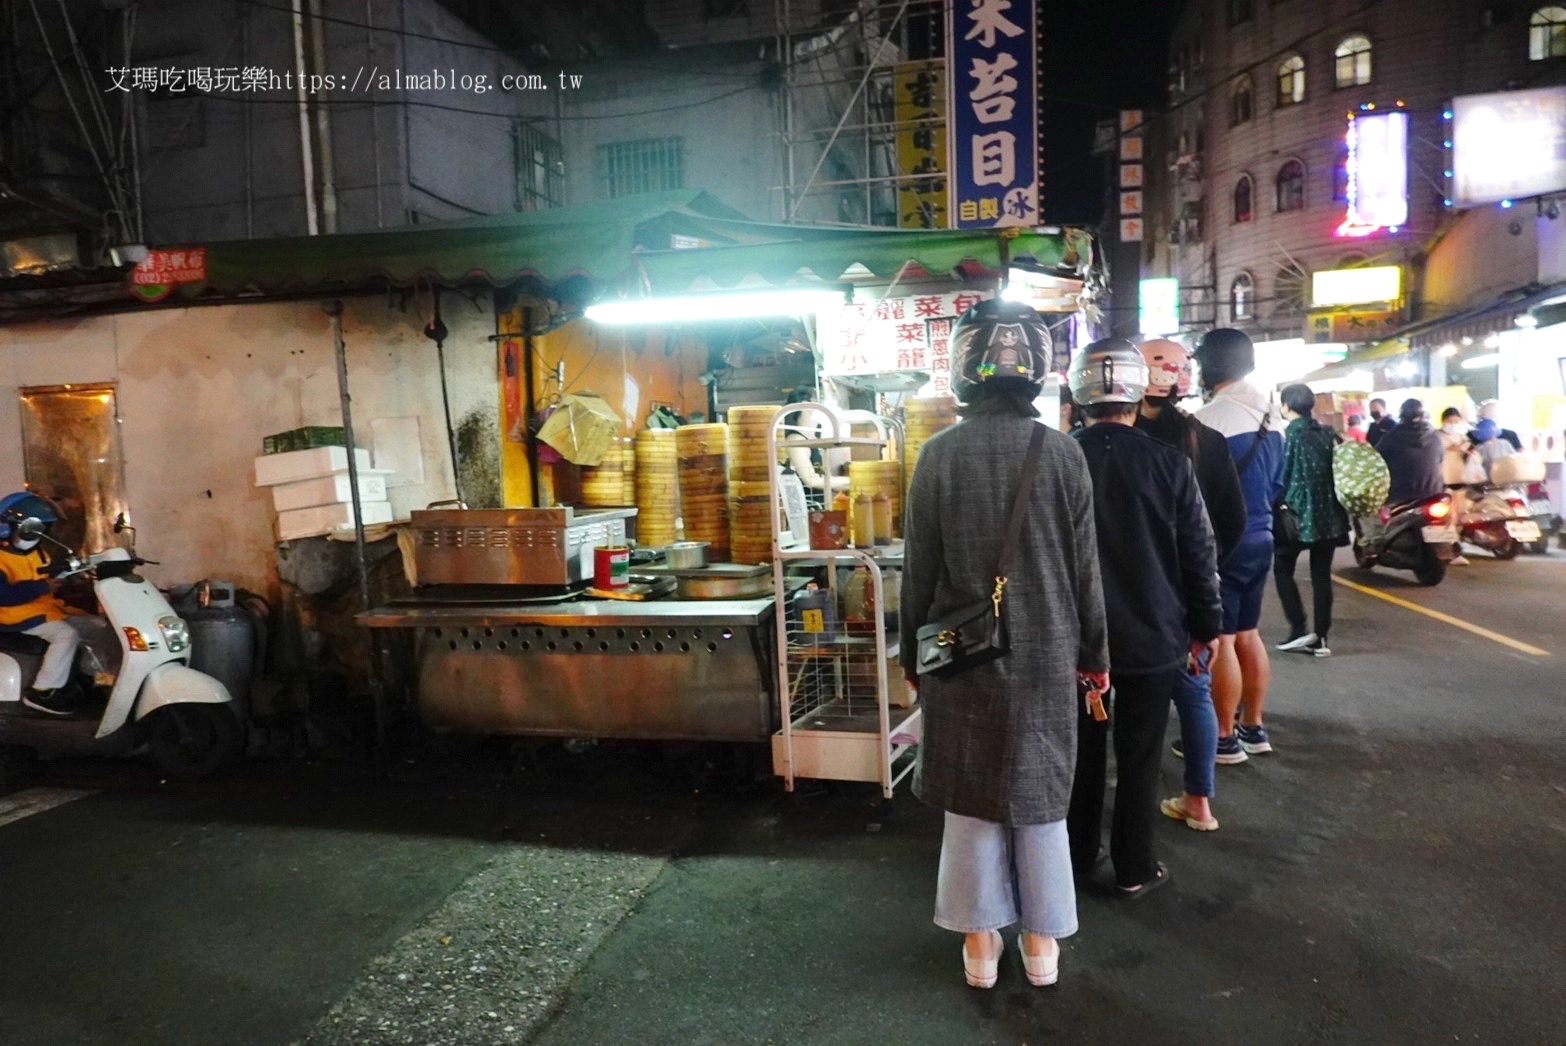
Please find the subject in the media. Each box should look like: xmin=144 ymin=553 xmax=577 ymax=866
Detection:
xmin=0 ymin=516 xmax=240 ymax=778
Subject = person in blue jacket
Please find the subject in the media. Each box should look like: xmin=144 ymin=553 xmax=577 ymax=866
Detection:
xmin=1193 ymin=329 xmax=1284 ymax=763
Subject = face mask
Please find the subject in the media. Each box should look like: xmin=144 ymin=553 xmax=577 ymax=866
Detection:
xmin=1443 ymin=421 xmax=1466 ymax=435
xmin=1370 ymin=410 xmax=1383 ymax=420
xmin=9 ymin=536 xmax=39 ymax=552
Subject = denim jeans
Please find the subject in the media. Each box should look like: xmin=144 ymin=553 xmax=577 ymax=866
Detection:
xmin=933 ymin=813 xmax=1078 ymax=938
xmin=1170 ymin=663 xmax=1217 ymax=798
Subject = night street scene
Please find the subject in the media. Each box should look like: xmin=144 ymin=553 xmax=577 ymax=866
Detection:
xmin=1 ymin=0 xmax=1564 ymax=1043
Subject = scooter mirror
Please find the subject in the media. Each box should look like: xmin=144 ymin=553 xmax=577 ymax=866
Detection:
xmin=112 ymin=512 xmax=126 ymax=534
xmin=15 ymin=517 xmax=45 ymax=539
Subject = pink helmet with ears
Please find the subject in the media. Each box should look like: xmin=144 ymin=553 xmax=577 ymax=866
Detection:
xmin=1139 ymin=338 xmax=1193 ymax=399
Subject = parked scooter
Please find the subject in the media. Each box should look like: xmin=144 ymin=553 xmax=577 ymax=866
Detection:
xmin=0 ymin=514 xmax=240 ymax=778
xmin=1353 ymin=492 xmax=1455 ymax=586
xmin=1523 ymin=482 xmax=1559 ymax=554
xmin=1457 ymin=484 xmax=1541 ymax=560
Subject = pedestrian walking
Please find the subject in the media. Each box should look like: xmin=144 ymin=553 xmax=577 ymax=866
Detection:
xmin=1193 ymin=329 xmax=1284 ymax=763
xmin=1366 ymin=398 xmax=1397 ymax=448
xmin=1272 ymin=384 xmax=1350 ymax=658
xmin=901 ymin=300 xmax=1109 ymax=990
xmin=1135 ymin=338 xmax=1244 ymax=832
xmin=1065 ymin=339 xmax=1222 ymax=893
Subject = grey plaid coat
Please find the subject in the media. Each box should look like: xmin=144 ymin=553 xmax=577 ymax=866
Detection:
xmin=900 ymin=415 xmax=1109 ymax=825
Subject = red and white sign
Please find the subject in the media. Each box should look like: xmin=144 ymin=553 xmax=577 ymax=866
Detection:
xmin=131 ymin=248 xmax=207 ymax=286
xmin=818 ymin=290 xmax=992 ymax=389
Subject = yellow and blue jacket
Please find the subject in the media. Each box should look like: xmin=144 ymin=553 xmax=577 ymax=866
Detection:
xmin=0 ymin=547 xmax=67 ymax=632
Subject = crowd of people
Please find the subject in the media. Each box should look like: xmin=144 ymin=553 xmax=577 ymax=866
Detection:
xmin=899 ymin=300 xmax=1417 ymax=990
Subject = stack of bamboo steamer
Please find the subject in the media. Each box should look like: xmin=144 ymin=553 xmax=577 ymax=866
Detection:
xmin=676 ymin=422 xmax=731 ymax=560
xmin=903 ymin=395 xmax=958 ymax=496
xmin=580 ymin=437 xmax=636 ymax=507
xmin=726 ymin=405 xmax=782 ymax=564
xmin=848 ymin=459 xmax=904 ymax=540
xmin=634 ymin=429 xmax=679 ymax=546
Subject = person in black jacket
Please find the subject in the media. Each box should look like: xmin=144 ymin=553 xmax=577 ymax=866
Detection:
xmin=1366 ymin=398 xmax=1398 ymax=448
xmin=1134 ymin=339 xmax=1243 ymax=834
xmin=1066 ymin=340 xmax=1223 ymax=897
xmin=1377 ymin=398 xmax=1444 ymax=505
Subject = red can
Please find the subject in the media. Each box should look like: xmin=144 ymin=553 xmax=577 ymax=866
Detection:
xmin=594 ymin=545 xmax=630 ymax=589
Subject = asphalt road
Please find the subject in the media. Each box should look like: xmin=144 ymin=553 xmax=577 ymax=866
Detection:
xmin=1 ymin=547 xmax=1562 ymax=1044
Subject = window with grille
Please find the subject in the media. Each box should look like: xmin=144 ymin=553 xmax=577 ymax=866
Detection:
xmin=1231 ymin=273 xmax=1255 ymax=320
xmin=596 ymin=138 xmax=685 ymax=199
xmin=1334 ymin=35 xmax=1372 ymax=88
xmin=1234 ymin=176 xmax=1253 ymax=223
xmin=1274 ymin=260 xmax=1311 ymax=314
xmin=1531 ymin=7 xmax=1566 ymax=60
xmin=1231 ymin=77 xmax=1253 ymax=126
xmin=1276 ymin=160 xmax=1306 ymax=211
xmin=1277 ymin=55 xmax=1306 ymax=107
xmin=513 ymin=122 xmax=563 ymax=212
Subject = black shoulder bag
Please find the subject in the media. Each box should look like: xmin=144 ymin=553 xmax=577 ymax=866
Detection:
xmin=915 ymin=424 xmax=1046 ymax=678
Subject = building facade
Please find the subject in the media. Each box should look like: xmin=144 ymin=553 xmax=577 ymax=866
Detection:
xmin=1142 ymin=0 xmax=1566 ymax=348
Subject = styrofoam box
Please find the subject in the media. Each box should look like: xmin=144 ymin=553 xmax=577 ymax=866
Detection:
xmin=275 ymin=500 xmax=393 ymax=541
xmin=254 ymin=446 xmax=372 ymax=487
xmin=270 ymin=471 xmax=391 ymax=512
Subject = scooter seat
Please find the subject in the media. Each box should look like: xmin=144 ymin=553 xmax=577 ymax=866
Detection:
xmin=0 ymin=632 xmax=49 ymax=656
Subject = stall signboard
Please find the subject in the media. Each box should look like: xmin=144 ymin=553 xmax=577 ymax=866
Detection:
xmin=895 ymin=60 xmax=947 ymax=229
xmin=128 ymin=247 xmax=207 ymax=302
xmin=819 ymin=290 xmax=993 ymax=396
xmin=1139 ymin=277 xmax=1180 ymax=335
xmin=945 ymin=0 xmax=1039 ymax=229
xmin=1451 ymin=86 xmax=1566 ymax=206
xmin=1310 ymin=265 xmax=1401 ymax=307
xmin=1307 ymin=307 xmax=1401 ymax=344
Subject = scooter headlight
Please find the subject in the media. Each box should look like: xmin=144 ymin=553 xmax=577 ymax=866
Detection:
xmin=158 ymin=615 xmax=190 ymax=653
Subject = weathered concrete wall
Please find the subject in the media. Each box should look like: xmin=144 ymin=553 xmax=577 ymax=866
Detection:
xmin=0 ymin=293 xmax=499 ymax=597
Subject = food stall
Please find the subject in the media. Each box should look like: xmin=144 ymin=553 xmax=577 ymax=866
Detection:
xmin=357 ymin=220 xmax=1099 ymax=787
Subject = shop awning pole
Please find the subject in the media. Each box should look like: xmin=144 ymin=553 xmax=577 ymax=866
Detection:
xmin=324 ymin=298 xmax=386 ymax=758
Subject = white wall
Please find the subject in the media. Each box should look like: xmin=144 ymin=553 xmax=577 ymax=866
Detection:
xmin=0 ymin=293 xmax=498 ymax=596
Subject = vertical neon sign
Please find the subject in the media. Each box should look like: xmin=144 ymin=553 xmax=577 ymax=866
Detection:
xmin=1337 ymin=110 xmax=1409 ymax=237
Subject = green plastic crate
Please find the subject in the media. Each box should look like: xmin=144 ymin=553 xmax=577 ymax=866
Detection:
xmin=262 ymin=426 xmax=346 ymax=455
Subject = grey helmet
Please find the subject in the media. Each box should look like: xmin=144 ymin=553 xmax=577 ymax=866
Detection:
xmin=949 ymin=299 xmax=1053 ymax=405
xmin=1069 ymin=338 xmax=1150 ymax=406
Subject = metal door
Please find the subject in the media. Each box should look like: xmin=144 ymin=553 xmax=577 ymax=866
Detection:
xmin=17 ymin=384 xmax=128 ymax=554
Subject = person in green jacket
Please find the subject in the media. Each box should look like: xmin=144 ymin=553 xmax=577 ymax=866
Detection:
xmin=1273 ymin=384 xmax=1350 ymax=658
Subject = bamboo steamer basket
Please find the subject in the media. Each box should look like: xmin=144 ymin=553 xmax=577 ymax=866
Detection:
xmin=580 ymin=438 xmax=637 ymax=507
xmin=634 ymin=430 xmax=680 ymax=545
xmin=848 ymin=460 xmax=904 ymax=539
xmin=676 ymin=424 xmax=731 ymax=558
xmin=903 ymin=395 xmax=957 ymax=500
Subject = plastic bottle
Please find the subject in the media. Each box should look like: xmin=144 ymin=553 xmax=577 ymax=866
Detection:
xmin=852 ymin=492 xmax=874 ymax=547
xmin=872 ymin=490 xmax=892 ymax=546
xmin=831 ymin=490 xmax=850 ymax=513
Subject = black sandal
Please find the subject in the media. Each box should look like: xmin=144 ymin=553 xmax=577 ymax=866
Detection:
xmin=1116 ymin=862 xmax=1171 ymax=900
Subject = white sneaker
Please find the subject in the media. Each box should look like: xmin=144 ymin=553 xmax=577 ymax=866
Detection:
xmin=1277 ymin=632 xmax=1317 ymax=652
xmin=1310 ymin=638 xmax=1333 ymax=658
xmin=1451 ymin=555 xmax=1472 ymax=566
xmin=1019 ymin=935 xmax=1060 ymax=987
xmin=963 ymin=930 xmax=1003 ymax=989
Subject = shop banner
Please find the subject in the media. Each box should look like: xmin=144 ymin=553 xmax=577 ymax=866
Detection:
xmin=895 ymin=61 xmax=948 ymax=229
xmin=128 ymin=247 xmax=207 ymax=302
xmin=819 ymin=290 xmax=992 ymax=396
xmin=1307 ymin=307 xmax=1401 ymax=344
xmin=945 ymin=0 xmax=1039 ymax=229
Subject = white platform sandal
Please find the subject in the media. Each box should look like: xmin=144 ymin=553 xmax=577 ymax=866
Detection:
xmin=962 ymin=930 xmax=1004 ymax=989
xmin=1019 ymin=935 xmax=1060 ymax=987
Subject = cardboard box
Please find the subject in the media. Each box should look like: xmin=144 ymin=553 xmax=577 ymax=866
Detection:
xmin=270 ymin=471 xmax=391 ymax=512
xmin=536 ymin=392 xmax=622 ymax=465
xmin=254 ymin=446 xmax=372 ymax=487
xmin=275 ymin=500 xmax=393 ymax=541
xmin=262 ymin=426 xmax=346 ymax=455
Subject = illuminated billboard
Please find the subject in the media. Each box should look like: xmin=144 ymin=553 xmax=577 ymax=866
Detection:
xmin=1311 ymin=265 xmax=1402 ymax=307
xmin=1139 ymin=278 xmax=1180 ymax=335
xmin=1337 ymin=111 xmax=1408 ymax=237
xmin=1452 ymin=87 xmax=1566 ymax=206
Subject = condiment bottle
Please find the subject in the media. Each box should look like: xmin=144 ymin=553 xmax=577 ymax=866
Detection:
xmin=872 ymin=490 xmax=892 ymax=545
xmin=831 ymin=489 xmax=850 ymax=513
xmin=852 ymin=492 xmax=874 ymax=547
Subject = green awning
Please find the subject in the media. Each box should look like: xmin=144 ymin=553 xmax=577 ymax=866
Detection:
xmin=195 ymin=190 xmax=750 ymax=296
xmin=634 ymin=221 xmax=1084 ymax=292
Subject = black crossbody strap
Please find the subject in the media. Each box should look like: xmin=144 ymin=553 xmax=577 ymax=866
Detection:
xmin=994 ymin=423 xmax=1047 ymax=581
xmin=1234 ymin=408 xmax=1271 ymax=475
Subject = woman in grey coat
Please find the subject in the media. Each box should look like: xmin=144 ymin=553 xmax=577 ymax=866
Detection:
xmin=901 ymin=300 xmax=1110 ymax=989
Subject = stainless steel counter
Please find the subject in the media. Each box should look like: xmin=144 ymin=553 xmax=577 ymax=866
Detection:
xmin=358 ymin=593 xmax=781 ymax=743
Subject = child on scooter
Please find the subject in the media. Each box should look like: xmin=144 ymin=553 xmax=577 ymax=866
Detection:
xmin=0 ymin=492 xmax=84 ymax=716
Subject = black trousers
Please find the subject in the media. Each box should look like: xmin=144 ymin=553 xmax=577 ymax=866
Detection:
xmin=1067 ymin=669 xmax=1175 ymax=888
xmin=1274 ymin=540 xmax=1336 ymax=639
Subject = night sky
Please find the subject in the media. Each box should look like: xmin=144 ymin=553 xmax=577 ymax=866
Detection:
xmin=1040 ymin=0 xmax=1175 ymax=224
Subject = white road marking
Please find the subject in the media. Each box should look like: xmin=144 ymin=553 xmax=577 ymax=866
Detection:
xmin=0 ymin=787 xmax=96 ymax=828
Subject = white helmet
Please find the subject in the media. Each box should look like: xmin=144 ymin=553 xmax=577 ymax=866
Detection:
xmin=1069 ymin=338 xmax=1150 ymax=407
xmin=1139 ymin=338 xmax=1192 ymax=399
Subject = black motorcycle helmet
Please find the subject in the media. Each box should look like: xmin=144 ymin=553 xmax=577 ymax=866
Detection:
xmin=949 ymin=299 xmax=1052 ymax=406
xmin=1192 ymin=327 xmax=1255 ymax=393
